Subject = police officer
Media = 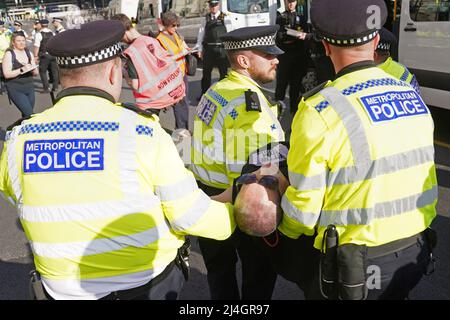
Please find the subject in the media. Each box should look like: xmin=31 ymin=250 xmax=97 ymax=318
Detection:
xmin=0 ymin=20 xmax=236 ymax=300
xmin=52 ymin=17 xmax=66 ymax=34
xmin=191 ymin=25 xmax=285 ymax=299
xmin=33 ymin=19 xmax=59 ymax=93
xmin=279 ymin=0 xmax=437 ymax=300
xmin=275 ymin=0 xmax=311 ymax=113
xmin=13 ymin=21 xmax=29 ymax=38
xmin=196 ymin=0 xmax=229 ymax=97
xmin=375 ymin=27 xmax=420 ymax=94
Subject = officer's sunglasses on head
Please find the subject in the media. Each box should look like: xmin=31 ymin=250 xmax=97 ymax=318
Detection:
xmin=171 ymin=23 xmax=180 ymax=27
xmin=236 ymin=173 xmax=279 ymax=193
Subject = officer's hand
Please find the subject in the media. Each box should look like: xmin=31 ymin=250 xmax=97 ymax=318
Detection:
xmin=297 ymin=32 xmax=307 ymax=40
xmin=196 ymin=51 xmax=203 ymax=59
xmin=211 ymin=186 xmax=232 ymax=203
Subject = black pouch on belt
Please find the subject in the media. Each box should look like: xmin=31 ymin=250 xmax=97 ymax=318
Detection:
xmin=337 ymin=244 xmax=368 ymax=300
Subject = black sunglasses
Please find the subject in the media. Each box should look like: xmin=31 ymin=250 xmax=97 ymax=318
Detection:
xmin=236 ymin=173 xmax=279 ymax=193
xmin=171 ymin=23 xmax=180 ymax=27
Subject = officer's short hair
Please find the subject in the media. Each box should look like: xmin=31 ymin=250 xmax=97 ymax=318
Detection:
xmin=111 ymin=14 xmax=132 ymax=31
xmin=161 ymin=12 xmax=180 ymax=27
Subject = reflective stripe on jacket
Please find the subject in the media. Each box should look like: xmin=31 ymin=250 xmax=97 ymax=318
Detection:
xmin=190 ymin=70 xmax=285 ymax=189
xmin=124 ymin=36 xmax=186 ymax=109
xmin=0 ymin=92 xmax=235 ymax=299
xmin=279 ymin=66 xmax=437 ymax=249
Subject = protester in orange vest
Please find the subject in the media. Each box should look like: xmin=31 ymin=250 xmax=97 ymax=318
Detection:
xmin=156 ymin=12 xmax=191 ymax=130
xmin=112 ymin=14 xmax=186 ymax=111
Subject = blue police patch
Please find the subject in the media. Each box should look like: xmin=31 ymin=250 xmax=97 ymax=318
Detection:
xmin=359 ymin=90 xmax=428 ymax=124
xmin=23 ymin=139 xmax=104 ymax=173
xmin=196 ymin=97 xmax=217 ymax=126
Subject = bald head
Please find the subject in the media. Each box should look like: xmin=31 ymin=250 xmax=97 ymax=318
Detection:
xmin=234 ymin=183 xmax=282 ymax=237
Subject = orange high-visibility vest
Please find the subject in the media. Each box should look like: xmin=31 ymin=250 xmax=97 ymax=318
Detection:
xmin=124 ymin=35 xmax=186 ymax=109
xmin=157 ymin=31 xmax=187 ymax=75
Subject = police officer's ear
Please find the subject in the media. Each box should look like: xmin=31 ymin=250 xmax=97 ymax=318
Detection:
xmin=236 ymin=53 xmax=250 ymax=70
xmin=321 ymin=40 xmax=331 ymax=57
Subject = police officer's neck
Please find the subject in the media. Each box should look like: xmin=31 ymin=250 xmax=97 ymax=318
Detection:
xmin=328 ymin=48 xmax=375 ymax=75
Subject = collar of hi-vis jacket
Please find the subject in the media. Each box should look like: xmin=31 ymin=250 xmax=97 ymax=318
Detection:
xmin=55 ymin=87 xmax=116 ymax=104
xmin=227 ymin=70 xmax=277 ymax=106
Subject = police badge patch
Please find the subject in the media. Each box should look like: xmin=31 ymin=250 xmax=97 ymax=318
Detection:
xmin=196 ymin=97 xmax=217 ymax=126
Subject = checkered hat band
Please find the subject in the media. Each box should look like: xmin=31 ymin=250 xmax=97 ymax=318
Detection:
xmin=56 ymin=43 xmax=123 ymax=67
xmin=223 ymin=34 xmax=276 ymax=50
xmin=377 ymin=43 xmax=391 ymax=51
xmin=324 ymin=30 xmax=378 ymax=46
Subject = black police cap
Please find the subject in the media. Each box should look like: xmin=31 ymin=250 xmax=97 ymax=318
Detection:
xmin=39 ymin=19 xmax=49 ymax=25
xmin=47 ymin=20 xmax=125 ymax=69
xmin=377 ymin=27 xmax=397 ymax=52
xmin=0 ymin=21 xmax=4 ymax=26
xmin=221 ymin=25 xmax=284 ymax=55
xmin=311 ymin=0 xmax=387 ymax=46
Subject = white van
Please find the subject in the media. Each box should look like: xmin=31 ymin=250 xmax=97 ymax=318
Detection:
xmin=46 ymin=4 xmax=81 ymax=20
xmin=221 ymin=0 xmax=284 ymax=31
xmin=396 ymin=0 xmax=450 ymax=110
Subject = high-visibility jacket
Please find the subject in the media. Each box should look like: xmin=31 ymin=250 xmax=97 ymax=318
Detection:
xmin=190 ymin=70 xmax=285 ymax=190
xmin=279 ymin=63 xmax=437 ymax=250
xmin=379 ymin=57 xmax=420 ymax=94
xmin=123 ymin=35 xmax=186 ymax=109
xmin=0 ymin=30 xmax=11 ymax=63
xmin=0 ymin=89 xmax=235 ymax=300
xmin=156 ymin=31 xmax=187 ymax=75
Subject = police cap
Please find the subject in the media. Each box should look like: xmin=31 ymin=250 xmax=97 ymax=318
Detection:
xmin=14 ymin=20 xmax=22 ymax=27
xmin=0 ymin=21 xmax=4 ymax=26
xmin=53 ymin=17 xmax=63 ymax=23
xmin=221 ymin=25 xmax=284 ymax=55
xmin=39 ymin=19 xmax=49 ymax=25
xmin=208 ymin=0 xmax=219 ymax=5
xmin=377 ymin=27 xmax=397 ymax=52
xmin=46 ymin=20 xmax=125 ymax=69
xmin=311 ymin=0 xmax=387 ymax=46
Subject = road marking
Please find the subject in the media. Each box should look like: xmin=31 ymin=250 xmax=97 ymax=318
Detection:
xmin=435 ymin=140 xmax=450 ymax=150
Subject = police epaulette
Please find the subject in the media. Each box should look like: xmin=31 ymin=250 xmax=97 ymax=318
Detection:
xmin=303 ymin=81 xmax=329 ymax=100
xmin=121 ymin=102 xmax=158 ymax=118
xmin=6 ymin=116 xmax=31 ymax=131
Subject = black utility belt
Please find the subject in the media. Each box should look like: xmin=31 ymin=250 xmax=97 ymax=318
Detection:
xmin=366 ymin=232 xmax=424 ymax=259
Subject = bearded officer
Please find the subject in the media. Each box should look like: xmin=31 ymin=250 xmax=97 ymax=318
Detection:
xmin=280 ymin=0 xmax=437 ymax=299
xmin=190 ymin=25 xmax=285 ymax=300
xmin=0 ymin=20 xmax=236 ymax=300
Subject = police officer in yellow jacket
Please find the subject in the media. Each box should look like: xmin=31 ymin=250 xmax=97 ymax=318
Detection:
xmin=375 ymin=27 xmax=420 ymax=94
xmin=280 ymin=0 xmax=437 ymax=299
xmin=0 ymin=20 xmax=236 ymax=300
xmin=190 ymin=25 xmax=285 ymax=299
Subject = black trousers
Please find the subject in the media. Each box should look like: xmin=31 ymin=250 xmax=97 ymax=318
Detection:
xmin=307 ymin=233 xmax=432 ymax=300
xmin=39 ymin=54 xmax=59 ymax=90
xmin=201 ymin=46 xmax=229 ymax=95
xmin=275 ymin=52 xmax=308 ymax=112
xmin=196 ymin=181 xmax=277 ymax=300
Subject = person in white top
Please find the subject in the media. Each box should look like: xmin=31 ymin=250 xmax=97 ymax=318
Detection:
xmin=195 ymin=0 xmax=229 ymax=97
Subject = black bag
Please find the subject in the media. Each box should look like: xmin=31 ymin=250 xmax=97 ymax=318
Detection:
xmin=185 ymin=54 xmax=197 ymax=76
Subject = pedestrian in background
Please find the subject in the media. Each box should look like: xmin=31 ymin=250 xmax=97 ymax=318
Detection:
xmin=156 ymin=12 xmax=191 ymax=130
xmin=2 ymin=32 xmax=38 ymax=118
xmin=0 ymin=21 xmax=12 ymax=95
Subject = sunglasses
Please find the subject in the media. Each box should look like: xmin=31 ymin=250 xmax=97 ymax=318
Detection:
xmin=171 ymin=23 xmax=180 ymax=27
xmin=236 ymin=173 xmax=279 ymax=193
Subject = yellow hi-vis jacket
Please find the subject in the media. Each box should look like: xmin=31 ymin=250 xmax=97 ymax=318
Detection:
xmin=280 ymin=64 xmax=437 ymax=250
xmin=190 ymin=70 xmax=285 ymax=190
xmin=379 ymin=57 xmax=420 ymax=94
xmin=157 ymin=31 xmax=187 ymax=75
xmin=0 ymin=90 xmax=235 ymax=300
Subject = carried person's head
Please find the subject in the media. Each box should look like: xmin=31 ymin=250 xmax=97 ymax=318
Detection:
xmin=311 ymin=0 xmax=387 ymax=70
xmin=221 ymin=26 xmax=284 ymax=83
xmin=161 ymin=12 xmax=180 ymax=35
xmin=46 ymin=20 xmax=126 ymax=102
